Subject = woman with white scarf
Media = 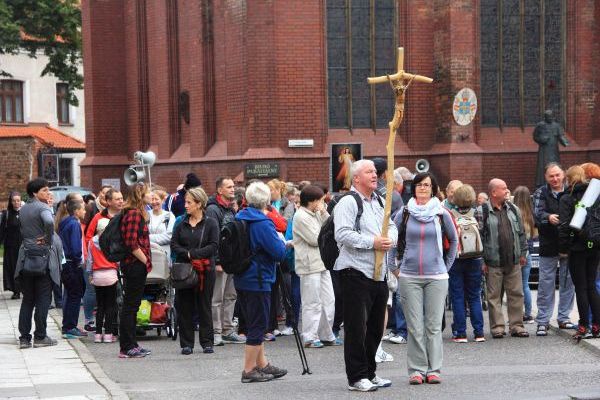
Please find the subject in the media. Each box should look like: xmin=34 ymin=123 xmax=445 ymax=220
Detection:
xmin=387 ymin=172 xmax=458 ymax=385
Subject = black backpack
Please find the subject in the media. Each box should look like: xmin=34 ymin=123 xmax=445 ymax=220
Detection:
xmin=219 ymin=220 xmax=254 ymax=274
xmin=318 ymin=191 xmax=382 ymax=270
xmin=581 ymin=199 xmax=600 ymax=248
xmin=99 ymin=214 xmax=128 ymax=262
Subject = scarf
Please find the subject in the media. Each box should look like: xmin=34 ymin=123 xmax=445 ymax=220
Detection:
xmin=407 ymin=197 xmax=445 ymax=255
xmin=216 ymin=194 xmax=233 ymax=209
xmin=191 ymin=259 xmax=211 ymax=290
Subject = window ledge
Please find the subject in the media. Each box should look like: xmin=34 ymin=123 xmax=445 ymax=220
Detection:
xmin=58 ymin=123 xmax=74 ymax=127
xmin=0 ymin=122 xmax=26 ymax=126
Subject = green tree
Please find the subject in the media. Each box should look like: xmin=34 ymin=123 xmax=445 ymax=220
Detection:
xmin=0 ymin=0 xmax=82 ymax=105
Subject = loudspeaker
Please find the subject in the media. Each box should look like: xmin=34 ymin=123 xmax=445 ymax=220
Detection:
xmin=124 ymin=167 xmax=146 ymax=186
xmin=133 ymin=151 xmax=156 ymax=167
xmin=415 ymin=159 xmax=430 ymax=173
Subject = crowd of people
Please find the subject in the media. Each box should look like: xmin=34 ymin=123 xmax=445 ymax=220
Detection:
xmin=2 ymin=159 xmax=600 ymax=391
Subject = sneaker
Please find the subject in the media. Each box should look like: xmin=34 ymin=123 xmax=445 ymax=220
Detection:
xmin=388 ymin=334 xmax=407 ymax=344
xmin=84 ymin=322 xmax=96 ymax=332
xmin=77 ymin=328 xmax=89 ymax=336
xmin=33 ymin=336 xmax=57 ymax=348
xmin=273 ymin=329 xmax=282 ymax=337
xmin=592 ymin=324 xmax=600 ymax=338
xmin=203 ymin=346 xmax=214 ymax=354
xmin=18 ymin=338 xmax=31 ymax=349
xmin=62 ymin=328 xmax=86 ymax=339
xmin=375 ymin=348 xmax=394 ymax=363
xmin=573 ymin=325 xmax=592 ymax=340
xmin=259 ymin=363 xmax=287 ymax=379
xmin=214 ymin=334 xmax=223 ymax=346
xmin=452 ymin=334 xmax=468 ymax=343
xmin=264 ymin=332 xmax=276 ymax=342
xmin=523 ymin=315 xmax=535 ymax=324
xmin=279 ymin=326 xmax=294 ymax=336
xmin=304 ymin=339 xmax=324 ymax=348
xmin=382 ymin=331 xmax=393 ymax=342
xmin=474 ymin=334 xmax=486 ymax=342
xmin=427 ymin=374 xmax=442 ymax=384
xmin=348 ymin=378 xmax=378 ymax=392
xmin=322 ymin=337 xmax=343 ymax=346
xmin=409 ymin=374 xmax=424 ymax=385
xmin=371 ymin=375 xmax=392 ymax=388
xmin=181 ymin=347 xmax=193 ymax=355
xmin=103 ymin=334 xmax=114 ymax=343
xmin=94 ymin=334 xmax=103 ymax=343
xmin=119 ymin=347 xmax=146 ymax=358
xmin=241 ymin=367 xmax=274 ymax=383
xmin=135 ymin=347 xmax=152 ymax=356
xmin=232 ymin=317 xmax=239 ymax=327
xmin=558 ymin=321 xmax=576 ymax=330
xmin=222 ymin=332 xmax=247 ymax=344
xmin=536 ymin=325 xmax=548 ymax=337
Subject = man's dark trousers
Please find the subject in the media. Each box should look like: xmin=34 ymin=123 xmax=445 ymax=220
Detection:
xmin=18 ymin=273 xmax=53 ymax=341
xmin=341 ymin=268 xmax=388 ymax=384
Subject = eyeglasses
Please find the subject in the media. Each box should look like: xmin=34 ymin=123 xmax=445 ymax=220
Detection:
xmin=415 ymin=183 xmax=432 ymax=188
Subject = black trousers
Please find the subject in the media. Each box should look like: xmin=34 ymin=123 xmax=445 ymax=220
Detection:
xmin=340 ymin=268 xmax=388 ymax=385
xmin=95 ymin=283 xmax=118 ymax=335
xmin=18 ymin=273 xmax=53 ymax=341
xmin=568 ymin=251 xmax=600 ymax=326
xmin=176 ymin=269 xmax=215 ymax=349
xmin=119 ymin=261 xmax=147 ymax=352
xmin=3 ymin=245 xmax=20 ymax=293
xmin=330 ymin=269 xmax=344 ymax=334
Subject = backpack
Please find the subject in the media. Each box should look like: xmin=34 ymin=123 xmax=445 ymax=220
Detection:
xmin=396 ymin=208 xmax=447 ymax=262
xmin=449 ymin=208 xmax=483 ymax=259
xmin=581 ymin=198 xmax=600 ymax=248
xmin=99 ymin=211 xmax=145 ymax=263
xmin=318 ymin=191 xmax=382 ymax=270
xmin=219 ymin=220 xmax=254 ymax=275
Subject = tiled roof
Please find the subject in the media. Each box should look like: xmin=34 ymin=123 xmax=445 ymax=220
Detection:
xmin=0 ymin=124 xmax=85 ymax=150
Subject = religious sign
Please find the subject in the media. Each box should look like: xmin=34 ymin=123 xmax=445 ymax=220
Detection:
xmin=244 ymin=162 xmax=280 ymax=179
xmin=42 ymin=153 xmax=59 ymax=183
xmin=453 ymin=88 xmax=477 ymax=126
xmin=367 ymin=47 xmax=433 ymax=279
xmin=331 ymin=143 xmax=362 ymax=193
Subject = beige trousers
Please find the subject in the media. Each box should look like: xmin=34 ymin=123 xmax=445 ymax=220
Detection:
xmin=486 ymin=264 xmax=526 ymax=334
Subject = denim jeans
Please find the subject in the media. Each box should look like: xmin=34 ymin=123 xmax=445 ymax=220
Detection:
xmin=61 ymin=262 xmax=85 ymax=332
xmin=289 ymin=271 xmax=301 ymax=329
xmin=392 ymin=290 xmax=407 ymax=337
xmin=521 ymin=253 xmax=532 ymax=317
xmin=535 ymin=256 xmax=575 ymax=325
xmin=448 ymin=258 xmax=484 ymax=336
xmin=82 ymin=268 xmax=96 ymax=324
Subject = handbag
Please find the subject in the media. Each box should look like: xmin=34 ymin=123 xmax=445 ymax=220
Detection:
xmin=170 ymin=262 xmax=198 ymax=289
xmin=22 ymin=247 xmax=50 ymax=277
xmin=150 ymin=302 xmax=170 ymax=324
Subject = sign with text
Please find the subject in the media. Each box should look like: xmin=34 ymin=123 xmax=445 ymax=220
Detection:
xmin=101 ymin=178 xmax=121 ymax=192
xmin=244 ymin=162 xmax=280 ymax=179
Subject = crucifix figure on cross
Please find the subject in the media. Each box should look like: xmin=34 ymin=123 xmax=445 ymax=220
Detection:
xmin=367 ymin=47 xmax=433 ymax=280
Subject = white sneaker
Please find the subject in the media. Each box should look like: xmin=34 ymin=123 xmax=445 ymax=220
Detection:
xmin=382 ymin=331 xmax=393 ymax=342
xmin=214 ymin=334 xmax=224 ymax=346
xmin=371 ymin=375 xmax=392 ymax=388
xmin=375 ymin=349 xmax=394 ymax=363
xmin=388 ymin=334 xmax=407 ymax=344
xmin=348 ymin=378 xmax=378 ymax=392
xmin=279 ymin=326 xmax=294 ymax=336
xmin=273 ymin=329 xmax=282 ymax=337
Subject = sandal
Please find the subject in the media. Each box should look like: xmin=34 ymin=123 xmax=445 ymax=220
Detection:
xmin=558 ymin=321 xmax=576 ymax=330
xmin=511 ymin=331 xmax=530 ymax=338
xmin=536 ymin=325 xmax=548 ymax=336
xmin=491 ymin=332 xmax=505 ymax=339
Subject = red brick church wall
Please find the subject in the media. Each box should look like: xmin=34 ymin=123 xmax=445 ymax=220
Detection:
xmin=81 ymin=0 xmax=600 ymax=194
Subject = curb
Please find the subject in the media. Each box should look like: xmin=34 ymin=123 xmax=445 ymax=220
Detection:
xmin=49 ymin=311 xmax=129 ymax=400
xmin=548 ymin=323 xmax=600 ymax=358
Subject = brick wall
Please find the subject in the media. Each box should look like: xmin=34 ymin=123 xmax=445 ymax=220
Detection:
xmin=80 ymin=0 xmax=600 ymax=196
xmin=0 ymin=138 xmax=44 ymax=207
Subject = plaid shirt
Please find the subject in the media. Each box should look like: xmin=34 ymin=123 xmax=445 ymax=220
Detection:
xmin=120 ymin=209 xmax=152 ymax=272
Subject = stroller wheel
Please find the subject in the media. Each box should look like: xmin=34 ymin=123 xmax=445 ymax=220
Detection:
xmin=168 ymin=307 xmax=178 ymax=341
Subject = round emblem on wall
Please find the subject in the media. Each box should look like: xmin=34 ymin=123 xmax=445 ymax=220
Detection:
xmin=453 ymin=88 xmax=478 ymax=126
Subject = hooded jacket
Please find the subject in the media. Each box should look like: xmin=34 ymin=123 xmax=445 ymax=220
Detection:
xmin=234 ymin=207 xmax=286 ymax=292
xmin=59 ymin=215 xmax=83 ymax=265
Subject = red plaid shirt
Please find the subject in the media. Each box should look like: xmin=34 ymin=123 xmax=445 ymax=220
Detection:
xmin=120 ymin=209 xmax=152 ymax=272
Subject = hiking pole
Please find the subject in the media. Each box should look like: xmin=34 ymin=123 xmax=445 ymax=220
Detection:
xmin=276 ymin=265 xmax=311 ymax=375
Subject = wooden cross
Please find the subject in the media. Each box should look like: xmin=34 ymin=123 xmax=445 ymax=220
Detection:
xmin=367 ymin=47 xmax=433 ymax=280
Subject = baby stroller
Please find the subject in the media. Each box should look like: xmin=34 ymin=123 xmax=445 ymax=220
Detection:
xmin=116 ymin=244 xmax=176 ymax=338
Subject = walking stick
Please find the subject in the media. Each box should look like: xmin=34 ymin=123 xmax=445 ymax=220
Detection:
xmin=276 ymin=264 xmax=311 ymax=375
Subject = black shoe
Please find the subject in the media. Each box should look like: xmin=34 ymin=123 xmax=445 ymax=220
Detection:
xmin=203 ymin=346 xmax=214 ymax=354
xmin=84 ymin=323 xmax=96 ymax=332
xmin=33 ymin=336 xmax=57 ymax=348
xmin=11 ymin=293 xmax=20 ymax=300
xmin=181 ymin=347 xmax=193 ymax=355
xmin=19 ymin=338 xmax=31 ymax=349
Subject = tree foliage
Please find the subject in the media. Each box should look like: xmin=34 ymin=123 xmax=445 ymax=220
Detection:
xmin=0 ymin=0 xmax=82 ymax=105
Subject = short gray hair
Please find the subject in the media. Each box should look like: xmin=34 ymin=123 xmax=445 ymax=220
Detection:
xmin=396 ymin=166 xmax=414 ymax=181
xmin=350 ymin=159 xmax=374 ymax=182
xmin=393 ymin=168 xmax=404 ymax=185
xmin=245 ymin=181 xmax=271 ymax=209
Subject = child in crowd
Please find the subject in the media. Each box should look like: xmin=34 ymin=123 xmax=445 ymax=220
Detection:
xmin=86 ymin=218 xmax=119 ymax=343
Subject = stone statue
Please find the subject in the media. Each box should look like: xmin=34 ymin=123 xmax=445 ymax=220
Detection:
xmin=533 ymin=110 xmax=569 ymax=187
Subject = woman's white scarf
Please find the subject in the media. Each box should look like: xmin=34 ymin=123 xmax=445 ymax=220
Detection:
xmin=406 ymin=197 xmax=445 ymax=256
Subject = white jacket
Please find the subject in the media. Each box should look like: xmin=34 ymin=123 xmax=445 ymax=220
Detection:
xmin=292 ymin=206 xmax=329 ymax=275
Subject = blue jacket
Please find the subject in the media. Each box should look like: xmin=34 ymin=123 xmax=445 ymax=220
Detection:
xmin=59 ymin=216 xmax=83 ymax=265
xmin=234 ymin=207 xmax=286 ymax=292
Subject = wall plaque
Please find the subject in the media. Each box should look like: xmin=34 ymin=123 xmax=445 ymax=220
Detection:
xmin=244 ymin=162 xmax=280 ymax=179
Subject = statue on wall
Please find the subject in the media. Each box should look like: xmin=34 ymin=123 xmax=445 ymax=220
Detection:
xmin=533 ymin=110 xmax=569 ymax=187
